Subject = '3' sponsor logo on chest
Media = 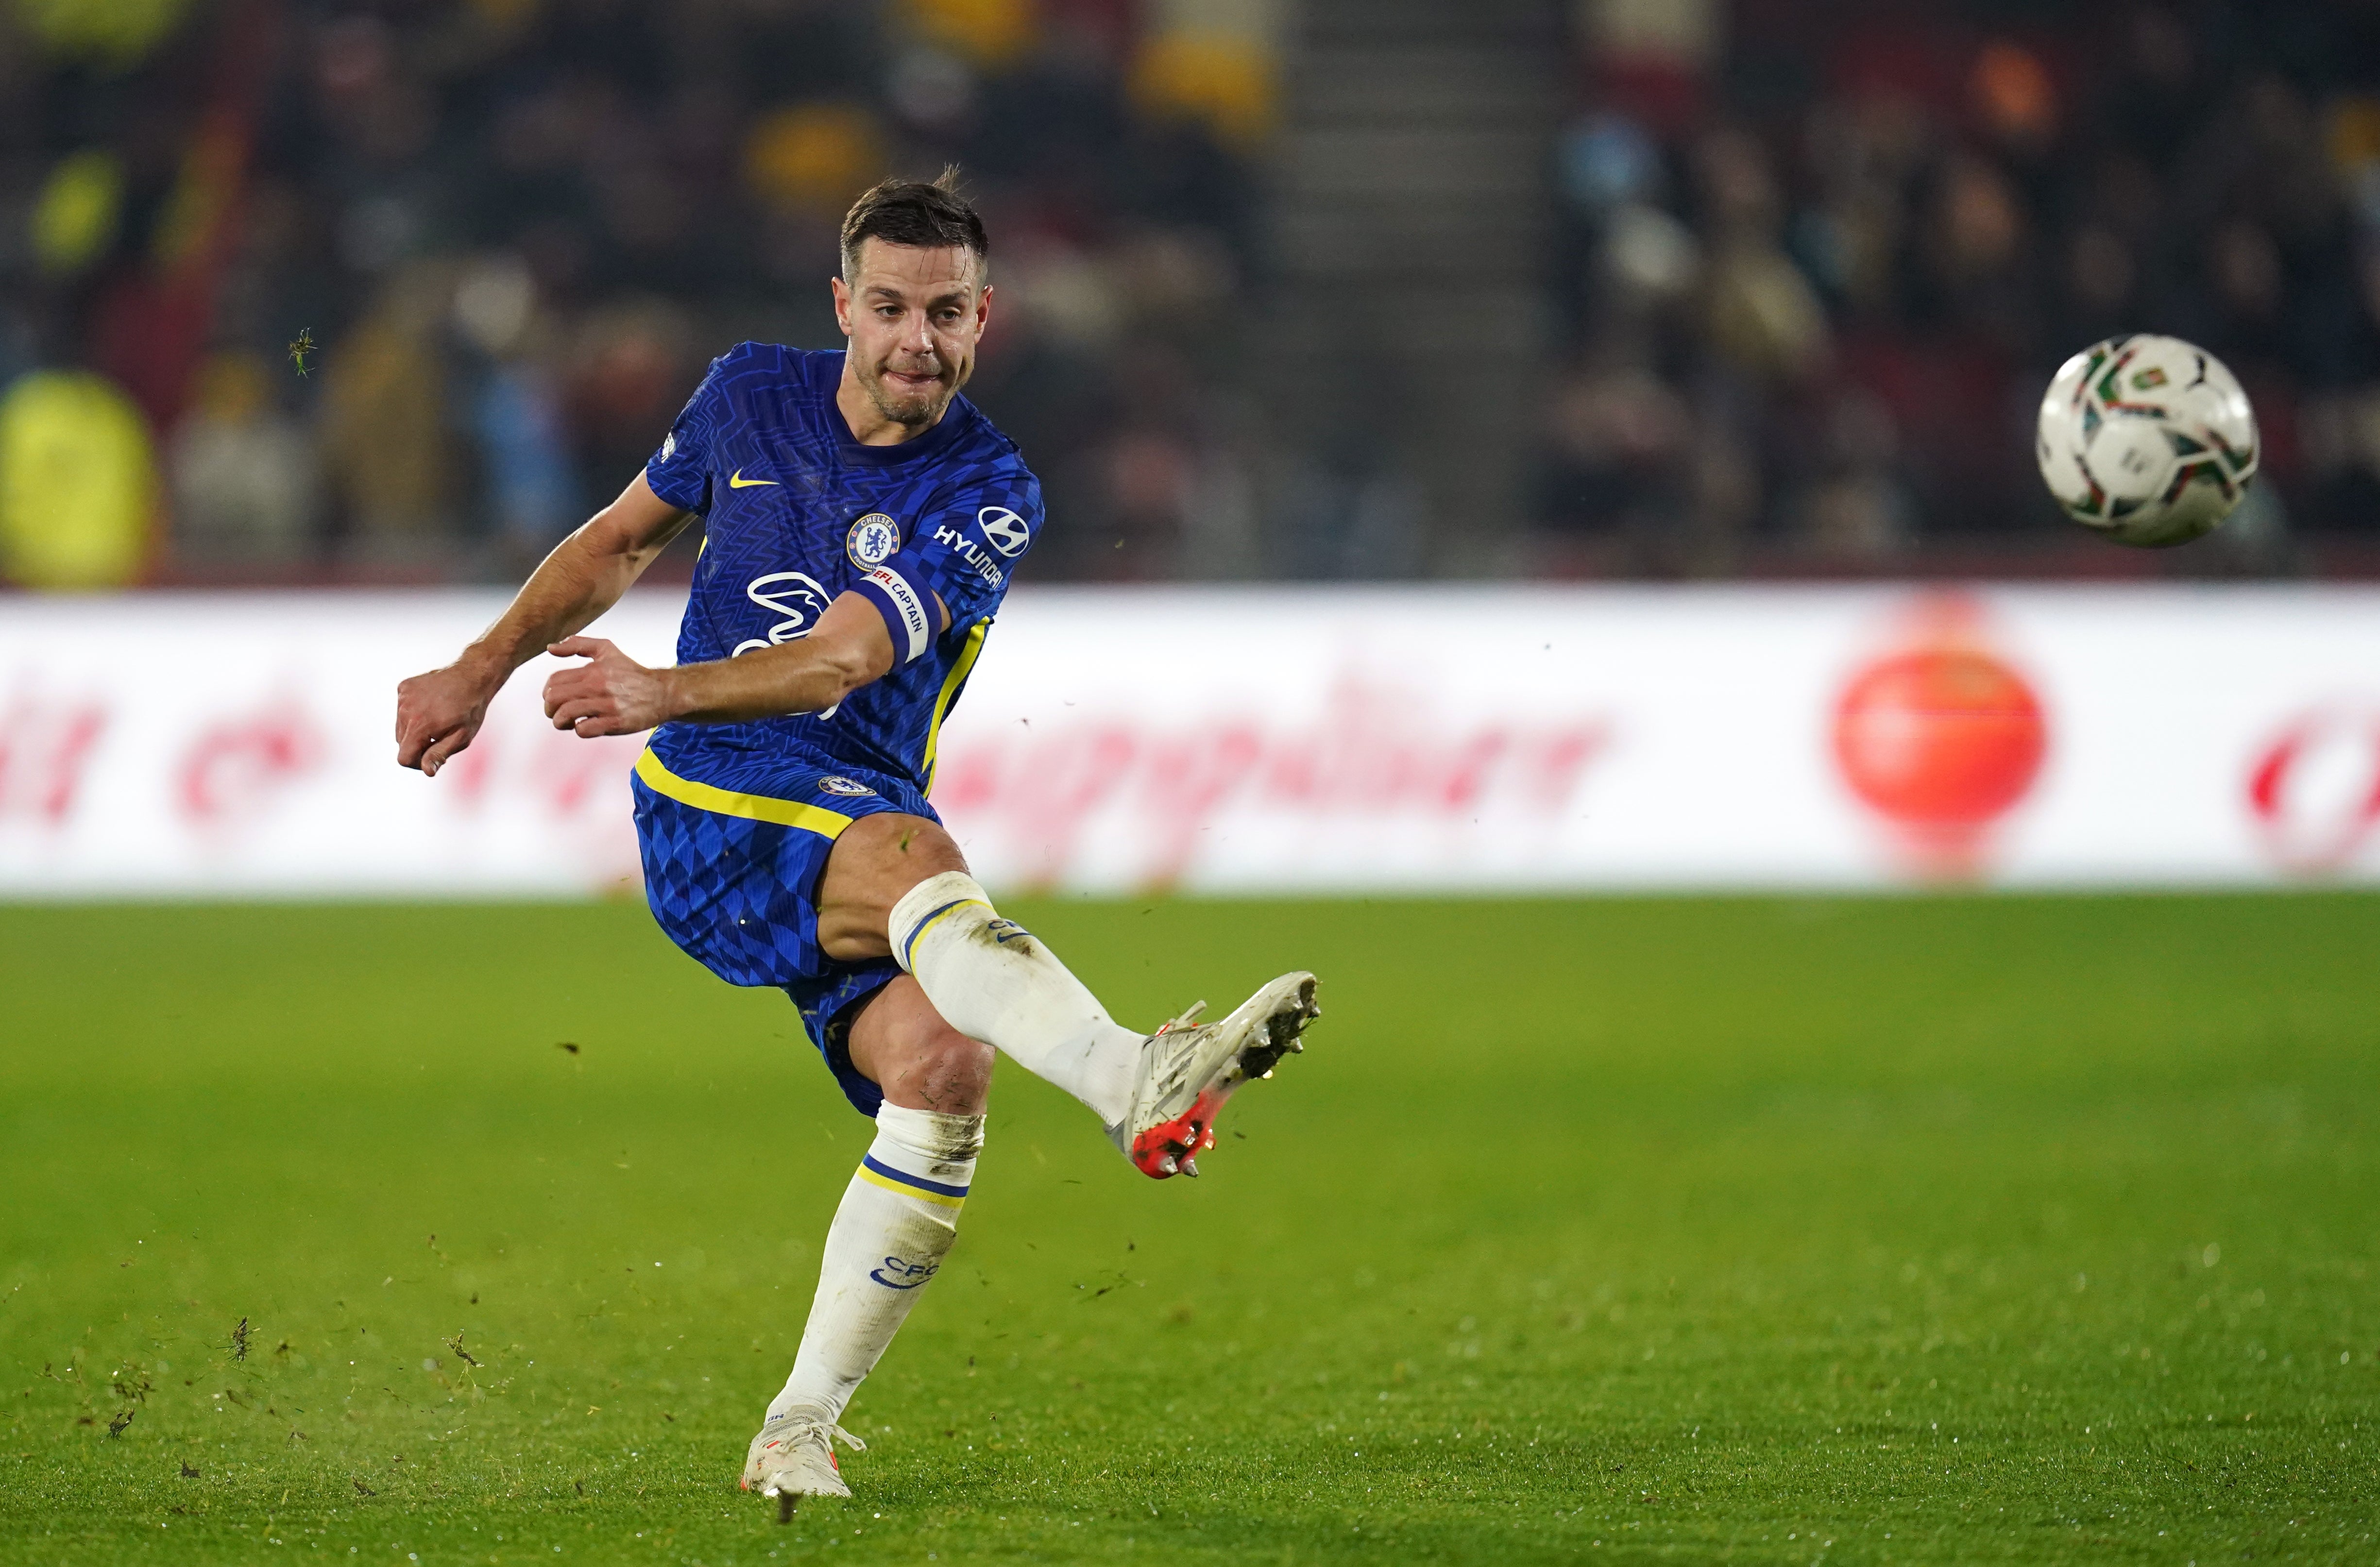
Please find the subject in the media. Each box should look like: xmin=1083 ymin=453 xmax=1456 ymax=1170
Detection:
xmin=733 ymin=571 xmax=841 ymax=716
xmin=734 ymin=572 xmax=832 ymax=655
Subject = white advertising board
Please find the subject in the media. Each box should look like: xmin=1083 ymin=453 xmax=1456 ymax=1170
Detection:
xmin=0 ymin=586 xmax=2376 ymax=896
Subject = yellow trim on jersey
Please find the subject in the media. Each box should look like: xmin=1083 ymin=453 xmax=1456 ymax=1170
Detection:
xmin=632 ymin=749 xmax=855 ymax=838
xmin=856 ymin=1164 xmax=966 ymax=1210
xmin=921 ymin=619 xmax=990 ymax=794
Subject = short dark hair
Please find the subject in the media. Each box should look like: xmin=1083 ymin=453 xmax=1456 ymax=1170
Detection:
xmin=839 ymin=168 xmax=988 ymax=285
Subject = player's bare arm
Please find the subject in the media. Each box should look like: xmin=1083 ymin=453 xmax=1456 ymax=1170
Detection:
xmin=538 ymin=590 xmax=951 ymax=738
xmin=393 ymin=472 xmax=693 ymax=776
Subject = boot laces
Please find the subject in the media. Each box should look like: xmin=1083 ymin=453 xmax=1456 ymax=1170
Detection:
xmin=765 ymin=1419 xmax=867 ymax=1458
xmin=1145 ymin=1000 xmax=1214 ymax=1096
xmin=1152 ymin=999 xmax=1207 ymax=1038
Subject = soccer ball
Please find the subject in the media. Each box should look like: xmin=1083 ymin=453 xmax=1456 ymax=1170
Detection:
xmin=2035 ymin=334 xmax=2258 ymax=547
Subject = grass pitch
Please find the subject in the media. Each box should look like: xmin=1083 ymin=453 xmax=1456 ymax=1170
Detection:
xmin=2 ymin=893 xmax=2376 ymax=1566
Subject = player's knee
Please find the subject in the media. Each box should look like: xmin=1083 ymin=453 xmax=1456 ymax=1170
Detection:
xmin=844 ymin=811 xmax=965 ymax=872
xmin=905 ymin=1025 xmax=994 ymax=1113
xmin=890 ymin=820 xmax=968 ymax=881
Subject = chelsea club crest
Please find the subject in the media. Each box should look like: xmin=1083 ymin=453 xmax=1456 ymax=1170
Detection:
xmin=846 ymin=513 xmax=901 ymax=569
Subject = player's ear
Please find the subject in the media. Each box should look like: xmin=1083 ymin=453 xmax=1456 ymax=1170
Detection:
xmin=974 ymin=282 xmax=992 ymax=337
xmin=830 ymin=274 xmax=853 ymax=337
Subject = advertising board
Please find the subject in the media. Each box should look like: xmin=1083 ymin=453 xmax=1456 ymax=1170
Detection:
xmin=2 ymin=587 xmax=2375 ymax=896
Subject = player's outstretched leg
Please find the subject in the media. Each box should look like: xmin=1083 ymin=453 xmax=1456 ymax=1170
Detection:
xmin=743 ymin=994 xmax=984 ymax=1516
xmin=887 ymin=871 xmax=1321 ymax=1179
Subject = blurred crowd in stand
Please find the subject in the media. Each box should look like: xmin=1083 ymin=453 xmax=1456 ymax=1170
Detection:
xmin=0 ymin=0 xmax=1273 ymax=588
xmin=8 ymin=0 xmax=2380 ymax=590
xmin=1535 ymin=0 xmax=2380 ymax=576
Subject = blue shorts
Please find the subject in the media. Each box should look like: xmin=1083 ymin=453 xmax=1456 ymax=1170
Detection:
xmin=630 ymin=741 xmax=939 ymax=1118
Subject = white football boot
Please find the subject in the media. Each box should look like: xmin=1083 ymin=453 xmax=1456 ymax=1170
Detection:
xmin=740 ymin=1415 xmax=865 ymax=1522
xmin=1108 ymin=971 xmax=1320 ymax=1179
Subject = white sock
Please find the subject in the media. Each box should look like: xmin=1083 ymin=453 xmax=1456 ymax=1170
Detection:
xmin=766 ymin=1104 xmax=981 ymax=1426
xmin=888 ymin=872 xmax=1145 ymax=1126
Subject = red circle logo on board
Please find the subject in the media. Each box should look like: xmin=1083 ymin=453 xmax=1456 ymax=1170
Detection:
xmin=1832 ymin=600 xmax=2049 ymax=877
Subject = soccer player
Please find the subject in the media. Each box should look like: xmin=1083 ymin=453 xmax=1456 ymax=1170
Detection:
xmin=392 ymin=172 xmax=1320 ymax=1515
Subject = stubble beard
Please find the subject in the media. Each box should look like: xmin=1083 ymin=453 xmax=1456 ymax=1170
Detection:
xmin=861 ymin=355 xmax=962 ymax=431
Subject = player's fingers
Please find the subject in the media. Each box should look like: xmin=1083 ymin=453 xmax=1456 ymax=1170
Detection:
xmin=540 ymin=669 xmax=597 ymax=717
xmin=419 ymin=728 xmax=473 ymax=777
xmin=547 ymin=636 xmax=609 ymax=661
xmin=410 ymin=728 xmax=447 ymax=775
xmin=395 ymin=686 xmax=431 ymax=747
xmin=396 ymin=712 xmax=447 ymax=769
xmin=548 ymin=697 xmax=610 ymax=731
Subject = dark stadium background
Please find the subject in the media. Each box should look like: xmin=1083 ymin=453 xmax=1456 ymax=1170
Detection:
xmin=7 ymin=0 xmax=2380 ymax=594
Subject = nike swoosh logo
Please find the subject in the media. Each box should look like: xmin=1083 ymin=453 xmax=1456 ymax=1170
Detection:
xmin=729 ymin=470 xmax=778 ymax=488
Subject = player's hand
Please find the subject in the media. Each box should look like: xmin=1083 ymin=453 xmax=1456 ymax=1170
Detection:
xmin=396 ymin=661 xmax=499 ymax=777
xmin=543 ymin=636 xmax=675 ymax=738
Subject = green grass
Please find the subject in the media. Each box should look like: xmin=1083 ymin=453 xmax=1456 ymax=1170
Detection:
xmin=2 ymin=894 xmax=2376 ymax=1566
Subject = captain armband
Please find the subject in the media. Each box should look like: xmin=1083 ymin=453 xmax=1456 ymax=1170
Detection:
xmin=852 ymin=548 xmax=942 ymax=665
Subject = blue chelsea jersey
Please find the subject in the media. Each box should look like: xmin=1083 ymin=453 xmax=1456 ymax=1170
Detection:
xmin=640 ymin=343 xmax=1041 ymax=796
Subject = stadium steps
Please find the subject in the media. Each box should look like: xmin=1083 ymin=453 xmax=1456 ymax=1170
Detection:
xmin=1260 ymin=0 xmax=1562 ymax=576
